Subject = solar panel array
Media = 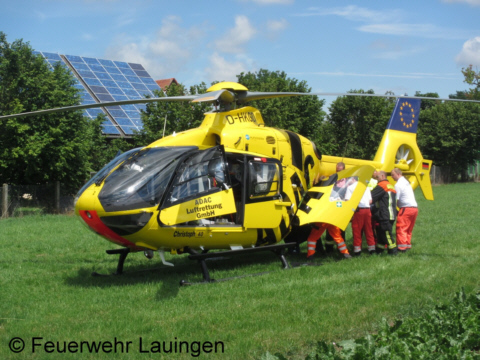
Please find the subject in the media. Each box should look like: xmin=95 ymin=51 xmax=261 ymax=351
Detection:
xmin=34 ymin=51 xmax=163 ymax=136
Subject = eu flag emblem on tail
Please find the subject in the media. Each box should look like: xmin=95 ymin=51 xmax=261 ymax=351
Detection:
xmin=386 ymin=98 xmax=421 ymax=133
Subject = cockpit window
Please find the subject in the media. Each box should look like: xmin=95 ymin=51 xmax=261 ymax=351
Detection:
xmin=98 ymin=146 xmax=197 ymax=212
xmin=248 ymin=161 xmax=280 ymax=198
xmin=76 ymin=147 xmax=142 ymax=200
xmin=165 ymin=147 xmax=227 ymax=206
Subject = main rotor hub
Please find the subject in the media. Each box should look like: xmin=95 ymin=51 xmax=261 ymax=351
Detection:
xmin=206 ymin=82 xmax=248 ymax=93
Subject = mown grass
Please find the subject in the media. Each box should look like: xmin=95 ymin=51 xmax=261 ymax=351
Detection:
xmin=1 ymin=183 xmax=479 ymax=359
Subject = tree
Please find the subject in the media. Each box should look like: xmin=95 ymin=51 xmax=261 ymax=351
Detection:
xmin=325 ymin=91 xmax=395 ymax=159
xmin=461 ymin=65 xmax=480 ymax=100
xmin=414 ymin=91 xmax=440 ymax=110
xmin=0 ymin=32 xmax=94 ymax=191
xmin=137 ymin=82 xmax=211 ymax=145
xmin=236 ymin=69 xmax=326 ymax=144
xmin=418 ymin=101 xmax=480 ymax=182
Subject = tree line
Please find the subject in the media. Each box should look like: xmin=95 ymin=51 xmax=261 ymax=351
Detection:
xmin=1 ymin=32 xmax=479 ymax=192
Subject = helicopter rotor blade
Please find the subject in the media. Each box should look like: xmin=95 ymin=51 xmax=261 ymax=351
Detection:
xmin=238 ymin=91 xmax=480 ymax=104
xmin=311 ymin=92 xmax=480 ymax=103
xmin=237 ymin=91 xmax=313 ymax=104
xmin=0 ymin=95 xmax=197 ymax=121
xmin=2 ymin=87 xmax=480 ymax=121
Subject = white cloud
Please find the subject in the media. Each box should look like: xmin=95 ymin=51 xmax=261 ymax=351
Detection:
xmin=214 ymin=15 xmax=256 ymax=54
xmin=81 ymin=33 xmax=94 ymax=41
xmin=266 ymin=19 xmax=288 ymax=36
xmin=105 ymin=40 xmax=153 ymax=68
xmin=359 ymin=23 xmax=468 ymax=40
xmin=105 ymin=16 xmax=206 ymax=79
xmin=442 ymin=0 xmax=480 ymax=6
xmin=296 ymin=5 xmax=399 ymax=23
xmin=371 ymin=45 xmax=424 ymax=60
xmin=455 ymin=37 xmax=480 ymax=66
xmin=295 ymin=5 xmax=468 ymax=40
xmin=204 ymin=53 xmax=249 ymax=82
xmin=260 ymin=19 xmax=289 ymax=41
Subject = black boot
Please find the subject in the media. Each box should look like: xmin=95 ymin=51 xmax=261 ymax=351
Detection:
xmin=388 ymin=247 xmax=398 ymax=256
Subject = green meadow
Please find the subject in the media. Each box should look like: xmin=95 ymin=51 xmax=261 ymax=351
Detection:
xmin=1 ymin=183 xmax=479 ymax=359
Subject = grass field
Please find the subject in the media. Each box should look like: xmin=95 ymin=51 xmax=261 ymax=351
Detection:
xmin=1 ymin=183 xmax=479 ymax=359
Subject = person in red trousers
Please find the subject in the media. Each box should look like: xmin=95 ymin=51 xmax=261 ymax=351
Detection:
xmin=345 ymin=177 xmax=376 ymax=256
xmin=391 ymin=168 xmax=418 ymax=253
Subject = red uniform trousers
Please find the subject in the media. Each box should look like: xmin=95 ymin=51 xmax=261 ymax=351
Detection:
xmin=396 ymin=207 xmax=418 ymax=251
xmin=307 ymin=223 xmax=349 ymax=257
xmin=352 ymin=208 xmax=376 ymax=254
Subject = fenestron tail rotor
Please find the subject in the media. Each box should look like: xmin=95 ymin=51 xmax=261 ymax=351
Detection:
xmin=395 ymin=144 xmax=414 ymax=170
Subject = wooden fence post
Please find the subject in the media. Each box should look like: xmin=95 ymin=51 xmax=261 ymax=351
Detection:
xmin=2 ymin=184 xmax=8 ymax=218
xmin=55 ymin=181 xmax=60 ymax=213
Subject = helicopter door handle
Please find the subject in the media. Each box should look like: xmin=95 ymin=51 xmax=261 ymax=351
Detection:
xmin=274 ymin=201 xmax=292 ymax=207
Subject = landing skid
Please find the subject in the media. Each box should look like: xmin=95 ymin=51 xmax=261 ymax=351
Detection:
xmin=180 ymin=243 xmax=296 ymax=285
xmin=91 ymin=243 xmax=298 ymax=283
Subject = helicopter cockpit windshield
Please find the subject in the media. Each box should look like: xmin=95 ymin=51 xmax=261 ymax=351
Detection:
xmin=75 ymin=147 xmax=143 ymax=202
xmin=98 ymin=146 xmax=197 ymax=212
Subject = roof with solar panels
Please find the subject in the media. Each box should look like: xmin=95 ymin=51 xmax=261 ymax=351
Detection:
xmin=34 ymin=51 xmax=168 ymax=138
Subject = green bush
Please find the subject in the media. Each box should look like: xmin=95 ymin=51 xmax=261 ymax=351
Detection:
xmin=265 ymin=288 xmax=480 ymax=359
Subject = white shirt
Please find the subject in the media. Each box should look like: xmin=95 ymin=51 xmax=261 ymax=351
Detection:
xmin=394 ymin=176 xmax=417 ymax=208
xmin=345 ymin=181 xmax=372 ymax=208
xmin=358 ymin=187 xmax=372 ymax=208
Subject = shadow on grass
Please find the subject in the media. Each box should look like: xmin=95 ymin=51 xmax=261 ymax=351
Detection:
xmin=63 ymin=249 xmax=293 ymax=299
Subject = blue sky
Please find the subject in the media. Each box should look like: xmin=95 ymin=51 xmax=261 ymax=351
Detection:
xmin=2 ymin=0 xmax=480 ymax=105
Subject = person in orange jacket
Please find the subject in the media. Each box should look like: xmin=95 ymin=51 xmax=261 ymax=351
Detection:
xmin=307 ymin=222 xmax=352 ymax=259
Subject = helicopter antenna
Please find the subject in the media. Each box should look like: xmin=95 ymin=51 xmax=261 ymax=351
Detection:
xmin=163 ymin=113 xmax=167 ymax=138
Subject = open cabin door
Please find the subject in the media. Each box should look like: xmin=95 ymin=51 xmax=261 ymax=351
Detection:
xmin=159 ymin=146 xmax=236 ymax=226
xmin=243 ymin=157 xmax=285 ymax=229
xmin=296 ymin=165 xmax=374 ymax=230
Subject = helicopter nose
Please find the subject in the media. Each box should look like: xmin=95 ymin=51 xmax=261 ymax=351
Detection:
xmin=75 ymin=189 xmax=138 ymax=248
xmin=78 ymin=209 xmax=137 ymax=248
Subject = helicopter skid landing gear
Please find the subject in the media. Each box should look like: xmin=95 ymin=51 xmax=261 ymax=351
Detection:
xmin=92 ymin=248 xmax=131 ymax=276
xmin=180 ymin=243 xmax=296 ymax=286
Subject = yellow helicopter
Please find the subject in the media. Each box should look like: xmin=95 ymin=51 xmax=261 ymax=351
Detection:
xmin=1 ymin=81 xmax=436 ymax=282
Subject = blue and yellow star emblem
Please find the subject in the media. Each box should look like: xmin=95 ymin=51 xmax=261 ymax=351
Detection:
xmin=399 ymin=101 xmax=415 ymax=129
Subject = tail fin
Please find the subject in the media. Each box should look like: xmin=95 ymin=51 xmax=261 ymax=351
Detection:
xmin=373 ymin=98 xmax=434 ymax=200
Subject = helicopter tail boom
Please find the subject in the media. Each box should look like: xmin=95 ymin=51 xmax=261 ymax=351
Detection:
xmin=373 ymin=98 xmax=433 ymax=200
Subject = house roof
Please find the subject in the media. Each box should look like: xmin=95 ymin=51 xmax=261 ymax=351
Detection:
xmin=155 ymin=78 xmax=179 ymax=91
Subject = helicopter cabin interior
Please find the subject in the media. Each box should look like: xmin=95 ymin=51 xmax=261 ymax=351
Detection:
xmin=158 ymin=146 xmax=284 ymax=228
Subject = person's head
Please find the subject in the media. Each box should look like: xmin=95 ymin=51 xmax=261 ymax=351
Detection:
xmin=377 ymin=170 xmax=387 ymax=181
xmin=336 ymin=162 xmax=345 ymax=173
xmin=391 ymin=168 xmax=403 ymax=181
xmin=372 ymin=169 xmax=379 ymax=179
